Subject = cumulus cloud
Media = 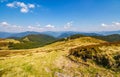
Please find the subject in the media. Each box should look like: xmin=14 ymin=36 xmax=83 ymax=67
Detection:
xmin=26 ymin=24 xmax=55 ymax=32
xmin=101 ymin=22 xmax=120 ymax=31
xmin=28 ymin=26 xmax=43 ymax=30
xmin=20 ymin=8 xmax=28 ymax=13
xmin=101 ymin=22 xmax=120 ymax=27
xmin=45 ymin=24 xmax=55 ymax=29
xmin=0 ymin=22 xmax=25 ymax=32
xmin=64 ymin=21 xmax=73 ymax=29
xmin=101 ymin=23 xmax=108 ymax=27
xmin=0 ymin=21 xmax=10 ymax=26
xmin=6 ymin=1 xmax=36 ymax=13
xmin=6 ymin=3 xmax=15 ymax=7
xmin=12 ymin=25 xmax=22 ymax=28
xmin=28 ymin=4 xmax=35 ymax=8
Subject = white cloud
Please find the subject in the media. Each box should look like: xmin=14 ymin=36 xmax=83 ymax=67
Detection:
xmin=6 ymin=3 xmax=15 ymax=7
xmin=26 ymin=26 xmax=44 ymax=32
xmin=0 ymin=21 xmax=57 ymax=32
xmin=64 ymin=21 xmax=73 ymax=29
xmin=6 ymin=1 xmax=35 ymax=13
xmin=101 ymin=23 xmax=108 ymax=27
xmin=101 ymin=22 xmax=120 ymax=28
xmin=28 ymin=26 xmax=37 ymax=29
xmin=0 ymin=21 xmax=10 ymax=26
xmin=45 ymin=24 xmax=55 ymax=29
xmin=100 ymin=21 xmax=120 ymax=31
xmin=28 ymin=4 xmax=35 ymax=8
xmin=12 ymin=25 xmax=22 ymax=28
xmin=20 ymin=7 xmax=28 ymax=13
xmin=16 ymin=2 xmax=27 ymax=7
xmin=0 ymin=22 xmax=25 ymax=32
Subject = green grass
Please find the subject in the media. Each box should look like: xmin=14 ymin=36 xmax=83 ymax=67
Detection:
xmin=8 ymin=34 xmax=57 ymax=49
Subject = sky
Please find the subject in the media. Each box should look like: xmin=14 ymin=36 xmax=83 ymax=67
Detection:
xmin=0 ymin=0 xmax=120 ymax=32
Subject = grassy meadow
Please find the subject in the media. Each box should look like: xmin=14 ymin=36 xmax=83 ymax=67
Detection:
xmin=0 ymin=37 xmax=120 ymax=77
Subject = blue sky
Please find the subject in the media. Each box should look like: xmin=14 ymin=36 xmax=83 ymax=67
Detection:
xmin=0 ymin=0 xmax=120 ymax=32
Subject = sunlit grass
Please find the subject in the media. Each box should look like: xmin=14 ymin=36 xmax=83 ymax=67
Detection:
xmin=0 ymin=37 xmax=120 ymax=77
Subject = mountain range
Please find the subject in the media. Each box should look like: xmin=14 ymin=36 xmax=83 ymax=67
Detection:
xmin=0 ymin=30 xmax=120 ymax=38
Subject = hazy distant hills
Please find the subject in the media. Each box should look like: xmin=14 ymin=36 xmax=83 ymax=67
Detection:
xmin=42 ymin=31 xmax=101 ymax=38
xmin=7 ymin=31 xmax=41 ymax=38
xmin=58 ymin=32 xmax=102 ymax=38
xmin=0 ymin=31 xmax=101 ymax=38
xmin=0 ymin=30 xmax=120 ymax=38
xmin=0 ymin=31 xmax=65 ymax=38
xmin=0 ymin=32 xmax=13 ymax=38
xmin=10 ymin=31 xmax=40 ymax=38
xmin=41 ymin=31 xmax=63 ymax=37
xmin=95 ymin=30 xmax=120 ymax=35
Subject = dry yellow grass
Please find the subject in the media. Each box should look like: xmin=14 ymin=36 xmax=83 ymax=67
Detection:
xmin=0 ymin=39 xmax=20 ymax=50
xmin=0 ymin=39 xmax=20 ymax=44
xmin=0 ymin=37 xmax=120 ymax=77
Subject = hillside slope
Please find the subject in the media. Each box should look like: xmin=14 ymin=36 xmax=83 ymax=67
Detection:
xmin=92 ymin=34 xmax=120 ymax=42
xmin=8 ymin=34 xmax=57 ymax=49
xmin=63 ymin=34 xmax=120 ymax=42
xmin=69 ymin=42 xmax=120 ymax=71
xmin=0 ymin=37 xmax=120 ymax=77
xmin=0 ymin=39 xmax=20 ymax=50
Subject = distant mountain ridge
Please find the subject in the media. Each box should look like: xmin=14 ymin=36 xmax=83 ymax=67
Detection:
xmin=58 ymin=31 xmax=102 ymax=38
xmin=10 ymin=31 xmax=40 ymax=38
xmin=95 ymin=30 xmax=120 ymax=35
xmin=0 ymin=32 xmax=13 ymax=38
xmin=1 ymin=30 xmax=120 ymax=38
xmin=0 ymin=31 xmax=101 ymax=38
xmin=64 ymin=34 xmax=120 ymax=42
